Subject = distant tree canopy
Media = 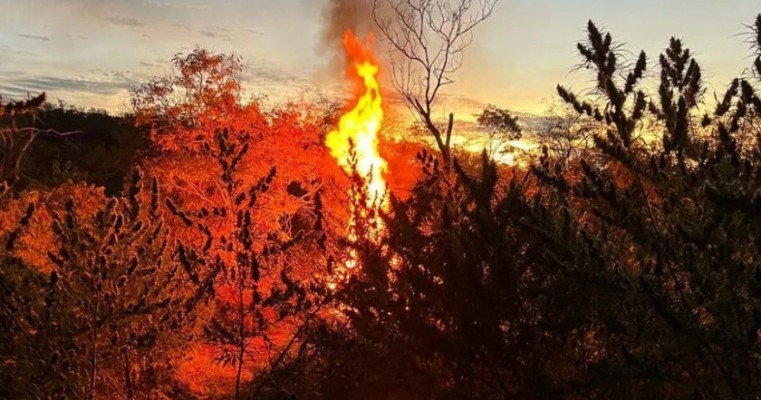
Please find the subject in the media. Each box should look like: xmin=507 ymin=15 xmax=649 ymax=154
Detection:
xmin=22 ymin=104 xmax=146 ymax=194
xmin=477 ymin=104 xmax=522 ymax=156
xmin=478 ymin=105 xmax=521 ymax=137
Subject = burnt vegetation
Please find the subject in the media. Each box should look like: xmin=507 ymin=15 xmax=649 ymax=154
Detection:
xmin=2 ymin=12 xmax=761 ymax=400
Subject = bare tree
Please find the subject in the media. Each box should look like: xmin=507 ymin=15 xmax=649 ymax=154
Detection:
xmin=373 ymin=0 xmax=499 ymax=170
xmin=536 ymin=100 xmax=597 ymax=166
xmin=0 ymin=93 xmax=83 ymax=193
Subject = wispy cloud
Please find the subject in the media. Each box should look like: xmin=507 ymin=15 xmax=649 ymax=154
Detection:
xmin=106 ymin=16 xmax=144 ymax=27
xmin=0 ymin=70 xmax=141 ymax=100
xmin=199 ymin=26 xmax=260 ymax=41
xmin=242 ymin=64 xmax=307 ymax=87
xmin=200 ymin=29 xmax=231 ymax=41
xmin=139 ymin=59 xmax=164 ymax=68
xmin=17 ymin=33 xmax=51 ymax=41
xmin=144 ymin=1 xmax=209 ymax=11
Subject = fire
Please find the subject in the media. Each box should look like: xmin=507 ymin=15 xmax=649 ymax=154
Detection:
xmin=326 ymin=30 xmax=388 ymax=281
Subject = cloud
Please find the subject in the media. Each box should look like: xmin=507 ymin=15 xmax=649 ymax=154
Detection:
xmin=139 ymin=59 xmax=164 ymax=68
xmin=0 ymin=70 xmax=141 ymax=100
xmin=144 ymin=1 xmax=209 ymax=10
xmin=200 ymin=29 xmax=230 ymax=41
xmin=436 ymin=94 xmax=489 ymax=112
xmin=168 ymin=23 xmax=261 ymax=41
xmin=236 ymin=61 xmax=316 ymax=101
xmin=17 ymin=34 xmax=51 ymax=41
xmin=0 ymin=45 xmax=41 ymax=59
xmin=242 ymin=63 xmax=308 ymax=87
xmin=106 ymin=16 xmax=144 ymax=27
xmin=199 ymin=26 xmax=261 ymax=40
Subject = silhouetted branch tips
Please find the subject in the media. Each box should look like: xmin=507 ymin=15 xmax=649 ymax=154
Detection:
xmin=1 ymin=92 xmax=46 ymax=116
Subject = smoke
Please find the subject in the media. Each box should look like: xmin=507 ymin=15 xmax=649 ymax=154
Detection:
xmin=319 ymin=0 xmax=375 ymax=70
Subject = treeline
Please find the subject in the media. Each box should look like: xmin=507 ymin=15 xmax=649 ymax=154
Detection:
xmin=1 ymin=15 xmax=761 ymax=400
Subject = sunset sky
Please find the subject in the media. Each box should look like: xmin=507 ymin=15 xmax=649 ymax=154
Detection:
xmin=1 ymin=0 xmax=759 ymax=115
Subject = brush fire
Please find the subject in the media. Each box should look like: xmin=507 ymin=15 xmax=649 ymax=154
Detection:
xmin=325 ymin=30 xmax=389 ymax=286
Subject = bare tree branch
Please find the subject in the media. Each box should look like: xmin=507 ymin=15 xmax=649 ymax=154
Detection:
xmin=0 ymin=92 xmax=49 ymax=185
xmin=373 ymin=0 xmax=498 ymax=169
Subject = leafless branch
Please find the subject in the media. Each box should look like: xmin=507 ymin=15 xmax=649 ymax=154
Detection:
xmin=373 ymin=0 xmax=498 ymax=169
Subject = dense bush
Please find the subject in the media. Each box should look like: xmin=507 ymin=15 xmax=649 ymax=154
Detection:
xmin=272 ymin=14 xmax=761 ymax=400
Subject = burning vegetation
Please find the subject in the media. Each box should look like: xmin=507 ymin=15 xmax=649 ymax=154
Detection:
xmin=3 ymin=3 xmax=761 ymax=400
xmin=326 ymin=30 xmax=389 ymax=285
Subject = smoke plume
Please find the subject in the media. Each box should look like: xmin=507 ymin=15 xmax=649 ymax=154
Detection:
xmin=319 ymin=0 xmax=375 ymax=69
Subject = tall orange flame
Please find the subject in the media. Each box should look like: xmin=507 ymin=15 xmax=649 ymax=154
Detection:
xmin=326 ymin=30 xmax=388 ymax=282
